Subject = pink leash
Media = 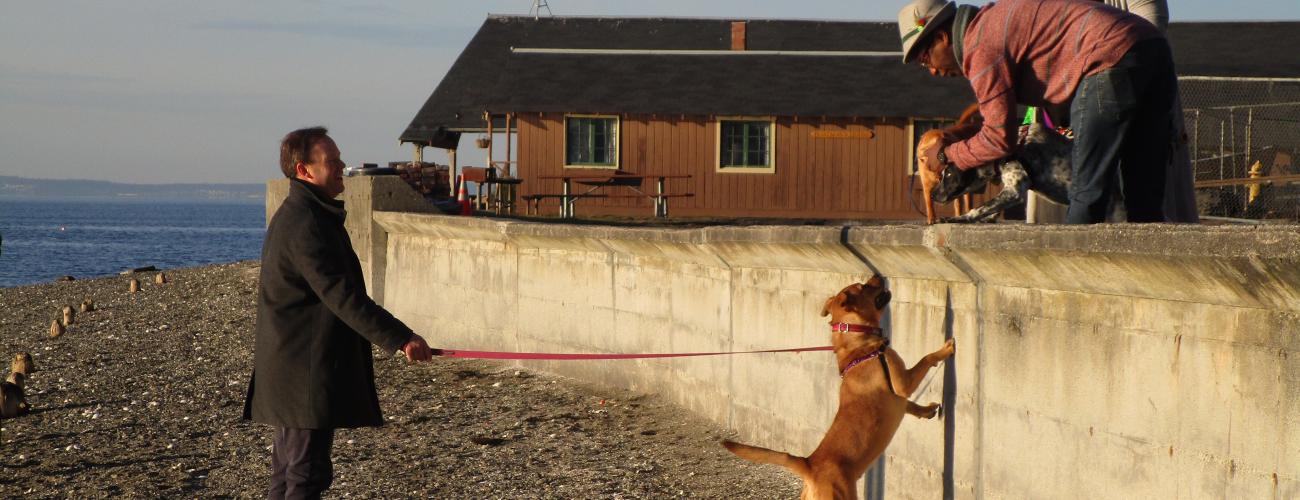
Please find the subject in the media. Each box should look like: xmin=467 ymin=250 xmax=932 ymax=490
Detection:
xmin=438 ymin=345 xmax=832 ymax=360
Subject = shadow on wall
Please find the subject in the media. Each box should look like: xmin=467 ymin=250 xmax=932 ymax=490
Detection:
xmin=943 ymin=287 xmax=958 ymax=500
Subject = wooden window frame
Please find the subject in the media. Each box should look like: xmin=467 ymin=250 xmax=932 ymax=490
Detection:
xmin=715 ymin=116 xmax=776 ymax=174
xmin=907 ymin=117 xmax=954 ymax=177
xmin=563 ymin=114 xmax=620 ymax=169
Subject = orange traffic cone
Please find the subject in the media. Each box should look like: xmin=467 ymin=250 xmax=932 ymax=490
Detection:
xmin=457 ymin=175 xmax=473 ymax=215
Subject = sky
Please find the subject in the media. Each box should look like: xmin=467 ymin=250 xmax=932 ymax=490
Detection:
xmin=2 ymin=0 xmax=1298 ymax=184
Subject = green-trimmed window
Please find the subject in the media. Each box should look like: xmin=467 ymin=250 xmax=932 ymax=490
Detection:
xmin=565 ymin=116 xmax=618 ymax=167
xmin=719 ymin=120 xmax=772 ymax=169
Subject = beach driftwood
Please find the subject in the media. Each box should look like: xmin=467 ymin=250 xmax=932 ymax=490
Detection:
xmin=0 ymin=372 xmax=29 ymax=418
xmin=61 ymin=305 xmax=75 ymax=326
xmin=121 ymin=266 xmax=157 ymax=275
xmin=129 ymin=278 xmax=140 ymax=293
xmin=155 ymin=272 xmax=167 ymax=285
xmin=11 ymin=352 xmax=35 ymax=376
xmin=80 ymin=298 xmax=95 ymax=312
xmin=49 ymin=319 xmax=64 ymax=338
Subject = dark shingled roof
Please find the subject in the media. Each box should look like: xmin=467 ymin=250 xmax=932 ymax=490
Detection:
xmin=1167 ymin=22 xmax=1300 ymax=78
xmin=400 ymin=16 xmax=1300 ymax=146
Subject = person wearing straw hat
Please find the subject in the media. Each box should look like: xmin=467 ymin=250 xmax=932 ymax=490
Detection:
xmin=901 ymin=0 xmax=1178 ymax=224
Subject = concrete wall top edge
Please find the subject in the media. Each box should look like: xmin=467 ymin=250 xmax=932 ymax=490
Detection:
xmin=363 ymin=200 xmax=1300 ymax=263
xmin=938 ymin=223 xmax=1300 ymax=260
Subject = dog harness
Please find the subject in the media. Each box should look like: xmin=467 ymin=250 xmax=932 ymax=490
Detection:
xmin=832 ymin=323 xmax=898 ymax=396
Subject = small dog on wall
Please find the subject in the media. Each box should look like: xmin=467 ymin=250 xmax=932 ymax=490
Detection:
xmin=722 ymin=276 xmax=955 ymax=500
xmin=917 ymin=105 xmax=1073 ymax=223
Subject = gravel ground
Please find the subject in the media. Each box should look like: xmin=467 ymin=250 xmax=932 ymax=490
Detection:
xmin=0 ymin=261 xmax=800 ymax=498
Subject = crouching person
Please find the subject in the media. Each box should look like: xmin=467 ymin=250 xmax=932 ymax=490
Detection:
xmin=244 ymin=126 xmax=438 ymax=500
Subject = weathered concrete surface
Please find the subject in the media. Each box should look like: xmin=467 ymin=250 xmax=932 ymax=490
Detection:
xmin=266 ymin=176 xmax=1297 ymax=500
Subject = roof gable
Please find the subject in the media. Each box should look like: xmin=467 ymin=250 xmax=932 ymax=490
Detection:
xmin=400 ymin=16 xmax=1300 ymax=145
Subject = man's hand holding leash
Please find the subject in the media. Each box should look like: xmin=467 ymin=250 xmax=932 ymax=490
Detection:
xmin=401 ymin=333 xmax=440 ymax=362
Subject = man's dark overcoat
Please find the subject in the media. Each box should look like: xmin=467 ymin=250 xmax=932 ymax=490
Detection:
xmin=243 ymin=179 xmax=412 ymax=429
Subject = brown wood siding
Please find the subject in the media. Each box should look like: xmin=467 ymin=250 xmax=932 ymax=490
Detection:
xmin=516 ymin=113 xmax=990 ymax=220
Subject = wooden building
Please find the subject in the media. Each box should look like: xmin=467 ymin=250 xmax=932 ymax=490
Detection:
xmin=399 ymin=16 xmax=1300 ymax=220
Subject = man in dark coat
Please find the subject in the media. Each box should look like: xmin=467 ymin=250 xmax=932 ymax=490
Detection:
xmin=244 ymin=126 xmax=436 ymax=499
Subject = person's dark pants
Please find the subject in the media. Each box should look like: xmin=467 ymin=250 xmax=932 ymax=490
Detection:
xmin=268 ymin=427 xmax=335 ymax=500
xmin=1067 ymin=37 xmax=1177 ymax=223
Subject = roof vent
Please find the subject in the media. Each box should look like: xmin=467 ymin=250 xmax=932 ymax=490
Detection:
xmin=731 ymin=21 xmax=747 ymax=51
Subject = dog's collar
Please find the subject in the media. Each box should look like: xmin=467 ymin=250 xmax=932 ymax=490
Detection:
xmin=840 ymin=339 xmax=890 ymax=378
xmin=830 ymin=323 xmax=883 ymax=335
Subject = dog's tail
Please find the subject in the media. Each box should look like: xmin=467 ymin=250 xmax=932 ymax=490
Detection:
xmin=721 ymin=440 xmax=812 ymax=480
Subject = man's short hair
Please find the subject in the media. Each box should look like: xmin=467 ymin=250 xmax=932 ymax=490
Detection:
xmin=279 ymin=127 xmax=330 ymax=179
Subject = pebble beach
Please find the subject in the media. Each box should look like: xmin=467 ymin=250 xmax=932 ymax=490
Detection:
xmin=0 ymin=261 xmax=800 ymax=498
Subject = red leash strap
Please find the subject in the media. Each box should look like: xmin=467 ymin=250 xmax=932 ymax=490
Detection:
xmin=438 ymin=345 xmax=832 ymax=360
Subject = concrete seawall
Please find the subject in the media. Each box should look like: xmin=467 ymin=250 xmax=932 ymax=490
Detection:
xmin=271 ymin=178 xmax=1299 ymax=499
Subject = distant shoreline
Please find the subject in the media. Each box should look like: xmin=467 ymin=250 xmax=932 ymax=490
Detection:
xmin=0 ymin=175 xmax=265 ymax=202
xmin=0 ymin=194 xmax=264 ymax=204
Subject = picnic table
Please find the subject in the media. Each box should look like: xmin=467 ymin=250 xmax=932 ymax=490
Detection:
xmin=529 ymin=173 xmax=693 ymax=218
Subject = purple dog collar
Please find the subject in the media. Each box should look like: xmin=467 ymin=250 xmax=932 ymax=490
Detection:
xmin=840 ymin=339 xmax=891 ymax=378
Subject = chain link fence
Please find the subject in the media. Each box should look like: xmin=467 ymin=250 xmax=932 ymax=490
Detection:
xmin=1181 ymin=76 xmax=1300 ymax=221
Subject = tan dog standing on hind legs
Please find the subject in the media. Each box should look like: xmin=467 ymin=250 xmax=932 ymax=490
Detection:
xmin=723 ymin=276 xmax=955 ymax=500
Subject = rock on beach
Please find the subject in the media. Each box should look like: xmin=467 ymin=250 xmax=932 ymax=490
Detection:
xmin=0 ymin=261 xmax=798 ymax=498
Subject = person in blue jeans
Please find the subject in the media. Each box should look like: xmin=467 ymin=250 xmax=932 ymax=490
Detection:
xmin=1068 ymin=38 xmax=1179 ymax=223
xmin=901 ymin=0 xmax=1178 ymax=224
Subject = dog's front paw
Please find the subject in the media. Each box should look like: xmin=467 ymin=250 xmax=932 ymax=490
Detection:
xmin=918 ymin=403 xmax=941 ymax=419
xmin=941 ymin=338 xmax=955 ymax=359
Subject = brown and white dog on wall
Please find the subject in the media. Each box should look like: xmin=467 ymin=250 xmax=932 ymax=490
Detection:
xmin=722 ymin=275 xmax=955 ymax=500
xmin=917 ymin=105 xmax=1074 ymax=223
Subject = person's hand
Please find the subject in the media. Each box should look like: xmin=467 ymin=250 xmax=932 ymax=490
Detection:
xmin=922 ymin=140 xmax=948 ymax=174
xmin=400 ymin=334 xmax=437 ymax=362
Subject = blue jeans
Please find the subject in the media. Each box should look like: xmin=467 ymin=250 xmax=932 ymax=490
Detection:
xmin=1067 ymin=38 xmax=1177 ymax=223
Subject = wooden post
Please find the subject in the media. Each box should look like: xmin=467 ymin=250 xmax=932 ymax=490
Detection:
xmin=412 ymin=143 xmax=423 ymax=188
xmin=448 ymin=148 xmax=458 ymax=197
xmin=505 ymin=113 xmax=513 ymax=177
xmin=485 ymin=112 xmax=494 ymax=209
xmin=486 ymin=112 xmax=494 ymax=169
xmin=561 ymin=180 xmax=571 ymax=218
xmin=656 ymin=176 xmax=666 ymax=217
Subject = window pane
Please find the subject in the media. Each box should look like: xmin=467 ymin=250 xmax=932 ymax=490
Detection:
xmin=566 ymin=117 xmax=617 ymax=165
xmin=566 ymin=119 xmax=583 ymax=164
xmin=600 ymin=119 xmax=615 ymax=164
xmin=591 ymin=121 xmax=605 ymax=163
xmin=720 ymin=120 xmax=770 ymax=168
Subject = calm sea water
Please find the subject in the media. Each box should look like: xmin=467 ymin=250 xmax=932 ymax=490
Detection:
xmin=0 ymin=198 xmax=265 ymax=288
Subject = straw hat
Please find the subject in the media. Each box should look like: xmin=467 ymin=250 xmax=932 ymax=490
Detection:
xmin=898 ymin=0 xmax=956 ymax=63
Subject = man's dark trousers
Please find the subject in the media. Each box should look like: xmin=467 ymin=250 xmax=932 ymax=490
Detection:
xmin=1067 ymin=37 xmax=1177 ymax=223
xmin=268 ymin=427 xmax=335 ymax=500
